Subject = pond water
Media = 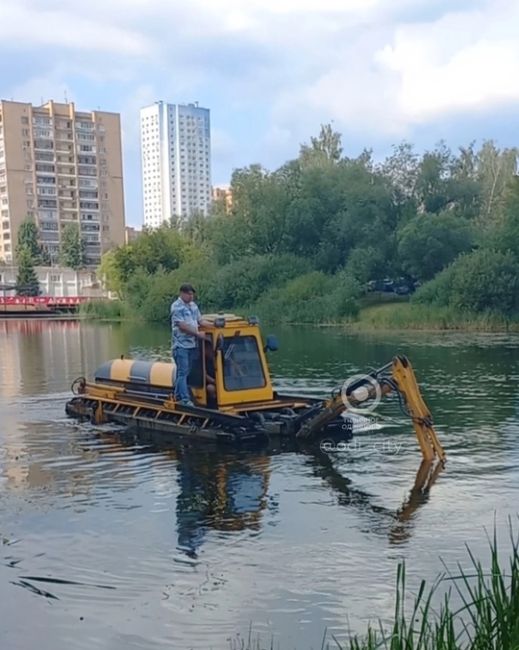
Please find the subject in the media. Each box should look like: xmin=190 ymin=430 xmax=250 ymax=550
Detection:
xmin=0 ymin=319 xmax=518 ymax=649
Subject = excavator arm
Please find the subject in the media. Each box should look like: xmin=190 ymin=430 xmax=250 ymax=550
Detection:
xmin=296 ymin=355 xmax=446 ymax=464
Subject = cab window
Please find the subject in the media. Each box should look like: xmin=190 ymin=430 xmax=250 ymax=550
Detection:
xmin=222 ymin=336 xmax=265 ymax=390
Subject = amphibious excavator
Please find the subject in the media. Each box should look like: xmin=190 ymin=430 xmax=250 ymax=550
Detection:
xmin=65 ymin=314 xmax=446 ymax=463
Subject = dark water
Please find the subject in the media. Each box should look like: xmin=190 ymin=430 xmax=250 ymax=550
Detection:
xmin=0 ymin=319 xmax=518 ymax=650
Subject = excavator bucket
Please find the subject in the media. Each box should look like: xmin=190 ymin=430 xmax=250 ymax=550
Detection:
xmin=391 ymin=356 xmax=446 ymax=463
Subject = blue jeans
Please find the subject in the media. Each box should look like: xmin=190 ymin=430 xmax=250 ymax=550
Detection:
xmin=173 ymin=346 xmax=195 ymax=402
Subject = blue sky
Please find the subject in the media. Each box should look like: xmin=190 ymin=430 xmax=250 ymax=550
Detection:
xmin=1 ymin=0 xmax=518 ymax=227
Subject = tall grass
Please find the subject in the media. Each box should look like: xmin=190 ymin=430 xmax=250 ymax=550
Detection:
xmin=231 ymin=526 xmax=519 ymax=650
xmin=347 ymin=526 xmax=519 ymax=649
xmin=79 ymin=299 xmax=129 ymax=321
xmin=354 ymin=303 xmax=519 ymax=332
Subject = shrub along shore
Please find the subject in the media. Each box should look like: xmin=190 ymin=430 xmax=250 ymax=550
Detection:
xmin=79 ymin=298 xmax=519 ymax=332
xmin=92 ymin=127 xmax=518 ymax=331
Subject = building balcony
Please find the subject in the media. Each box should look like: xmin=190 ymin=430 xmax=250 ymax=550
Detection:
xmin=56 ymin=140 xmax=74 ymax=153
xmin=33 ymin=143 xmax=54 ymax=151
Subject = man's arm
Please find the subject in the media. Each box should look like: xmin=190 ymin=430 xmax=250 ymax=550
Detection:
xmin=178 ymin=321 xmax=206 ymax=339
xmin=195 ymin=305 xmax=211 ymax=329
xmin=172 ymin=303 xmax=206 ymax=339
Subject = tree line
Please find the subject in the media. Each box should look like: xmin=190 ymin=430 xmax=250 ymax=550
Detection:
xmin=99 ymin=125 xmax=518 ymax=325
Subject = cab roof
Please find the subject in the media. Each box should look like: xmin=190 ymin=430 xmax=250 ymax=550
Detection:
xmin=203 ymin=313 xmax=260 ymax=329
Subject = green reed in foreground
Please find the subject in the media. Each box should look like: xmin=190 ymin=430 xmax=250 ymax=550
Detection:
xmin=345 ymin=526 xmax=519 ymax=650
xmin=232 ymin=526 xmax=519 ymax=650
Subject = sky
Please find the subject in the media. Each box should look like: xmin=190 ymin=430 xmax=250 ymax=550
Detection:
xmin=1 ymin=0 xmax=519 ymax=227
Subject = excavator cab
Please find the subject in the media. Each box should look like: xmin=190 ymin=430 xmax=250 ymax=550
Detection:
xmin=189 ymin=314 xmax=276 ymax=408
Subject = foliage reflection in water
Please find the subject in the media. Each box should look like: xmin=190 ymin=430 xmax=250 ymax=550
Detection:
xmin=0 ymin=319 xmax=518 ymax=649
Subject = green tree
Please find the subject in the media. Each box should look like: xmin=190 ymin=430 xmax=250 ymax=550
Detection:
xmin=380 ymin=141 xmax=420 ymax=205
xmin=415 ymin=142 xmax=453 ymax=214
xmin=60 ymin=223 xmax=85 ymax=269
xmin=300 ymin=123 xmax=343 ymax=167
xmin=491 ymin=178 xmax=519 ymax=258
xmin=207 ymin=253 xmax=311 ymax=310
xmin=98 ymin=224 xmax=201 ymax=299
xmin=344 ymin=246 xmax=387 ymax=285
xmin=449 ymin=249 xmax=519 ymax=314
xmin=98 ymin=249 xmax=126 ymax=296
xmin=16 ymin=218 xmax=49 ymax=265
xmin=16 ymin=219 xmax=40 ymax=260
xmin=415 ymin=249 xmax=519 ymax=316
xmin=16 ymin=247 xmax=40 ymax=296
xmin=397 ymin=212 xmax=474 ymax=281
xmin=477 ymin=140 xmax=518 ymax=223
xmin=313 ymin=161 xmax=397 ymax=272
xmin=448 ymin=142 xmax=481 ymax=219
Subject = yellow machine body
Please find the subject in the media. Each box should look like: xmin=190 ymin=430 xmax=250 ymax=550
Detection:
xmin=95 ymin=314 xmax=275 ymax=408
xmin=69 ymin=314 xmax=446 ymax=463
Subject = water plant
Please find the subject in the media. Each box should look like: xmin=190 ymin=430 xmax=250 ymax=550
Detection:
xmin=231 ymin=524 xmax=519 ymax=650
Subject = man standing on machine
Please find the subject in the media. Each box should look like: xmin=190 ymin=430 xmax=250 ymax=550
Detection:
xmin=170 ymin=283 xmax=211 ymax=406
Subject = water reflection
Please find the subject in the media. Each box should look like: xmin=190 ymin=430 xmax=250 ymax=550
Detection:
xmin=1 ymin=321 xmax=518 ymax=650
xmin=89 ymin=429 xmax=442 ymax=556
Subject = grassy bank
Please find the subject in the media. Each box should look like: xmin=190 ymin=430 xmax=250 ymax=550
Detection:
xmin=354 ymin=302 xmax=519 ymax=332
xmin=232 ymin=529 xmax=519 ymax=649
xmin=79 ymin=299 xmax=129 ymax=321
xmin=78 ymin=298 xmax=519 ymax=332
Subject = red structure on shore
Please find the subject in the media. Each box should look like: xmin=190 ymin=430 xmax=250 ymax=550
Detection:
xmin=0 ymin=296 xmax=91 ymax=315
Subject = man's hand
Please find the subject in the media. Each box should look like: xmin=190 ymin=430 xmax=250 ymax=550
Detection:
xmin=196 ymin=330 xmax=207 ymax=340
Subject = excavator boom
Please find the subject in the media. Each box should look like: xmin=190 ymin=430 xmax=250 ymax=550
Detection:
xmin=296 ymin=356 xmax=446 ymax=463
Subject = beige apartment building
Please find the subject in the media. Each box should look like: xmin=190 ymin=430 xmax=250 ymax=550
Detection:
xmin=212 ymin=185 xmax=233 ymax=213
xmin=0 ymin=100 xmax=125 ymax=266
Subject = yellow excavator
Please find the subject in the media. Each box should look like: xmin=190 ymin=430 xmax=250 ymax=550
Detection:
xmin=66 ymin=313 xmax=446 ymax=463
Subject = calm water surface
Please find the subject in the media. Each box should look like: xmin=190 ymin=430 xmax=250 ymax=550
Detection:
xmin=0 ymin=319 xmax=518 ymax=649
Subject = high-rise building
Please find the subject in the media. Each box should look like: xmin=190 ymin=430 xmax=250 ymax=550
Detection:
xmin=0 ymin=100 xmax=125 ymax=266
xmin=140 ymin=101 xmax=211 ymax=227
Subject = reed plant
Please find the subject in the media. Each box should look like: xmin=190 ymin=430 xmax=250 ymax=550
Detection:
xmin=354 ymin=303 xmax=519 ymax=332
xmin=231 ymin=525 xmax=519 ymax=650
xmin=346 ymin=527 xmax=519 ymax=649
xmin=79 ymin=298 xmax=128 ymax=321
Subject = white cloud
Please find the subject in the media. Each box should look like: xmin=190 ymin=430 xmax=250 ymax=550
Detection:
xmin=3 ymin=0 xmax=519 ymax=214
xmin=261 ymin=0 xmax=519 ymax=142
xmin=0 ymin=0 xmax=151 ymax=55
xmin=375 ymin=3 xmax=519 ymax=123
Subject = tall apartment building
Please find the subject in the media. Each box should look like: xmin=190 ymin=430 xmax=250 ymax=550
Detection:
xmin=0 ymin=100 xmax=125 ymax=266
xmin=140 ymin=101 xmax=211 ymax=227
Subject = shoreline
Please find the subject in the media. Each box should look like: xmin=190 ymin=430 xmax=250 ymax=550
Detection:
xmin=76 ymin=298 xmax=519 ymax=333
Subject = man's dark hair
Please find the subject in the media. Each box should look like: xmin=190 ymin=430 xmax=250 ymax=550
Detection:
xmin=180 ymin=283 xmax=195 ymax=293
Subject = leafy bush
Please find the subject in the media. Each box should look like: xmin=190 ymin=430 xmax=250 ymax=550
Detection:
xmin=414 ymin=248 xmax=519 ymax=316
xmin=205 ymin=254 xmax=311 ymax=310
xmin=412 ymin=266 xmax=457 ymax=307
xmin=255 ymin=271 xmax=361 ymax=323
xmin=344 ymin=246 xmax=387 ymax=285
xmin=123 ymin=260 xmax=219 ymax=322
xmin=449 ymin=249 xmax=519 ymax=315
xmin=398 ymin=212 xmax=474 ymax=281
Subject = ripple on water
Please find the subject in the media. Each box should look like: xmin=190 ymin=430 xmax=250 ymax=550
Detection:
xmin=1 ymin=325 xmax=519 ymax=649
